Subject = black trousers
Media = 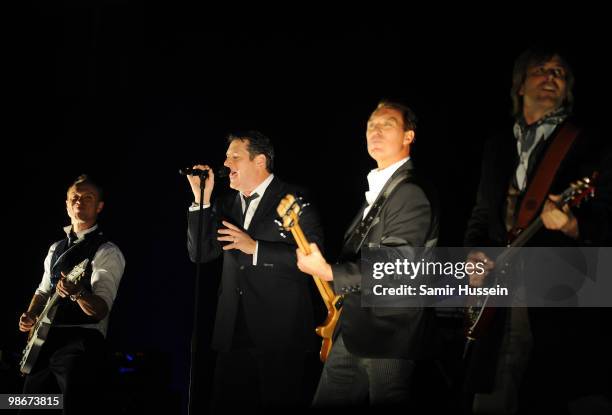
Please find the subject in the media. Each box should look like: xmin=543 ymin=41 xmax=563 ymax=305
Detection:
xmin=312 ymin=334 xmax=415 ymax=407
xmin=21 ymin=327 xmax=107 ymax=415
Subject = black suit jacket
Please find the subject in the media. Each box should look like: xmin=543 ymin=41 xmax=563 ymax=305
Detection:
xmin=331 ymin=160 xmax=439 ymax=359
xmin=187 ymin=176 xmax=324 ymax=352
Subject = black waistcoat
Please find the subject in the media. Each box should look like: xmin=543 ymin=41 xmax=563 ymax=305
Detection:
xmin=50 ymin=228 xmax=108 ymax=325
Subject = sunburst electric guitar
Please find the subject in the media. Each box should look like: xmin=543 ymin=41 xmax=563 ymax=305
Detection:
xmin=277 ymin=194 xmax=343 ymax=362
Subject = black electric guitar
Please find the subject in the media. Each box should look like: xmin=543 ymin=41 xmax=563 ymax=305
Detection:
xmin=20 ymin=259 xmax=89 ymax=374
xmin=276 ymin=194 xmax=343 ymax=362
xmin=464 ymin=175 xmax=597 ymax=353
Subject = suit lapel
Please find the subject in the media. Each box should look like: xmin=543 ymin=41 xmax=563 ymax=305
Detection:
xmin=342 ymin=160 xmax=414 ymax=247
xmin=495 ymin=133 xmax=520 ymax=226
xmin=246 ymin=177 xmax=284 ymax=235
xmin=220 ymin=192 xmax=243 ymax=228
xmin=368 ymin=159 xmax=414 ymax=192
xmin=343 ymin=201 xmax=368 ymax=243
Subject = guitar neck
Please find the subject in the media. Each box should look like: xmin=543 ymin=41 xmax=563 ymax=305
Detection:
xmin=498 ymin=217 xmax=544 ymax=267
xmin=31 ymin=291 xmax=61 ymax=335
xmin=511 ymin=217 xmax=543 ymax=248
xmin=28 ymin=259 xmax=88 ymax=337
xmin=290 ymin=224 xmax=337 ymax=303
xmin=508 ymin=181 xmax=588 ymax=252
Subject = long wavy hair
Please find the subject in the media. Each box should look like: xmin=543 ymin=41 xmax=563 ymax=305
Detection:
xmin=510 ymin=47 xmax=574 ymax=117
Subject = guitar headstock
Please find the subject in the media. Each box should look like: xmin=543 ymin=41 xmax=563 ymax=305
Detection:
xmin=276 ymin=194 xmax=308 ymax=234
xmin=560 ymin=173 xmax=598 ymax=208
xmin=65 ymin=259 xmax=89 ymax=283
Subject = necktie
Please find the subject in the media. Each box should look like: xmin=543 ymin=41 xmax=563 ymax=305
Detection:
xmin=241 ymin=192 xmax=260 ymax=225
xmin=68 ymin=231 xmax=79 ymax=247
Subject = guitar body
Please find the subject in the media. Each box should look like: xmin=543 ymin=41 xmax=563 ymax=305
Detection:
xmin=19 ymin=259 xmax=89 ymax=375
xmin=464 ymin=260 xmax=512 ymax=341
xmin=464 ymin=176 xmax=596 ymax=346
xmin=20 ymin=308 xmax=56 ymax=375
xmin=465 ymin=296 xmax=498 ymax=341
xmin=315 ymin=297 xmax=343 ymax=361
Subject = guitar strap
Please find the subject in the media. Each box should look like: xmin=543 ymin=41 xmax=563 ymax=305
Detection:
xmin=342 ymin=169 xmax=412 ymax=257
xmin=512 ymin=121 xmax=581 ymax=234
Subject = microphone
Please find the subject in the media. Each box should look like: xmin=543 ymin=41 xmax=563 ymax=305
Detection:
xmin=179 ymin=166 xmax=229 ymax=178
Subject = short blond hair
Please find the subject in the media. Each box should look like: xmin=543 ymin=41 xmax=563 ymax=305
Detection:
xmin=68 ymin=174 xmax=104 ymax=201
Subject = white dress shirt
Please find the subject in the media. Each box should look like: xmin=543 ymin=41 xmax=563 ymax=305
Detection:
xmin=189 ymin=174 xmax=275 ymax=265
xmin=35 ymin=224 xmax=126 ymax=337
xmin=363 ymin=157 xmax=410 ymax=218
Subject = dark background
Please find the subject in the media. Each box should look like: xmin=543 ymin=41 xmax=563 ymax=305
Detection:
xmin=2 ymin=3 xmax=610 ymax=413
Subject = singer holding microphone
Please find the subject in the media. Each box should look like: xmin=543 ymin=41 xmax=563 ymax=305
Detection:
xmin=184 ymin=131 xmax=324 ymax=411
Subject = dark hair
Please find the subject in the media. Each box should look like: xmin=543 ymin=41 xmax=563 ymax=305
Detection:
xmin=226 ymin=130 xmax=275 ymax=172
xmin=68 ymin=174 xmax=104 ymax=201
xmin=511 ymin=46 xmax=575 ymax=117
xmin=374 ymin=99 xmax=418 ymax=132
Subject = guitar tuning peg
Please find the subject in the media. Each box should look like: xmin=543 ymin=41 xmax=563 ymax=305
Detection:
xmin=280 ymin=232 xmax=287 ymax=239
xmin=302 ymin=202 xmax=310 ymax=208
xmin=274 ymin=219 xmax=282 ymax=226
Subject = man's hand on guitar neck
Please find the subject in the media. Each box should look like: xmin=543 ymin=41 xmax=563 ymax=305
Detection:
xmin=466 ymin=251 xmax=496 ymax=288
xmin=296 ymin=243 xmax=334 ymax=281
xmin=19 ymin=312 xmax=37 ymax=332
xmin=56 ymin=275 xmax=84 ymax=299
xmin=541 ymin=194 xmax=579 ymax=239
xmin=56 ymin=272 xmax=110 ymax=320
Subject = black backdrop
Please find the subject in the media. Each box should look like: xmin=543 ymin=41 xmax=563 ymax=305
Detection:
xmin=3 ymin=4 xmax=610 ymax=413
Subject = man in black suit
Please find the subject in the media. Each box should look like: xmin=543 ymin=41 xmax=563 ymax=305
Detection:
xmin=296 ymin=100 xmax=439 ymax=407
xmin=464 ymin=47 xmax=612 ymax=414
xmin=186 ymin=131 xmax=323 ymax=410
